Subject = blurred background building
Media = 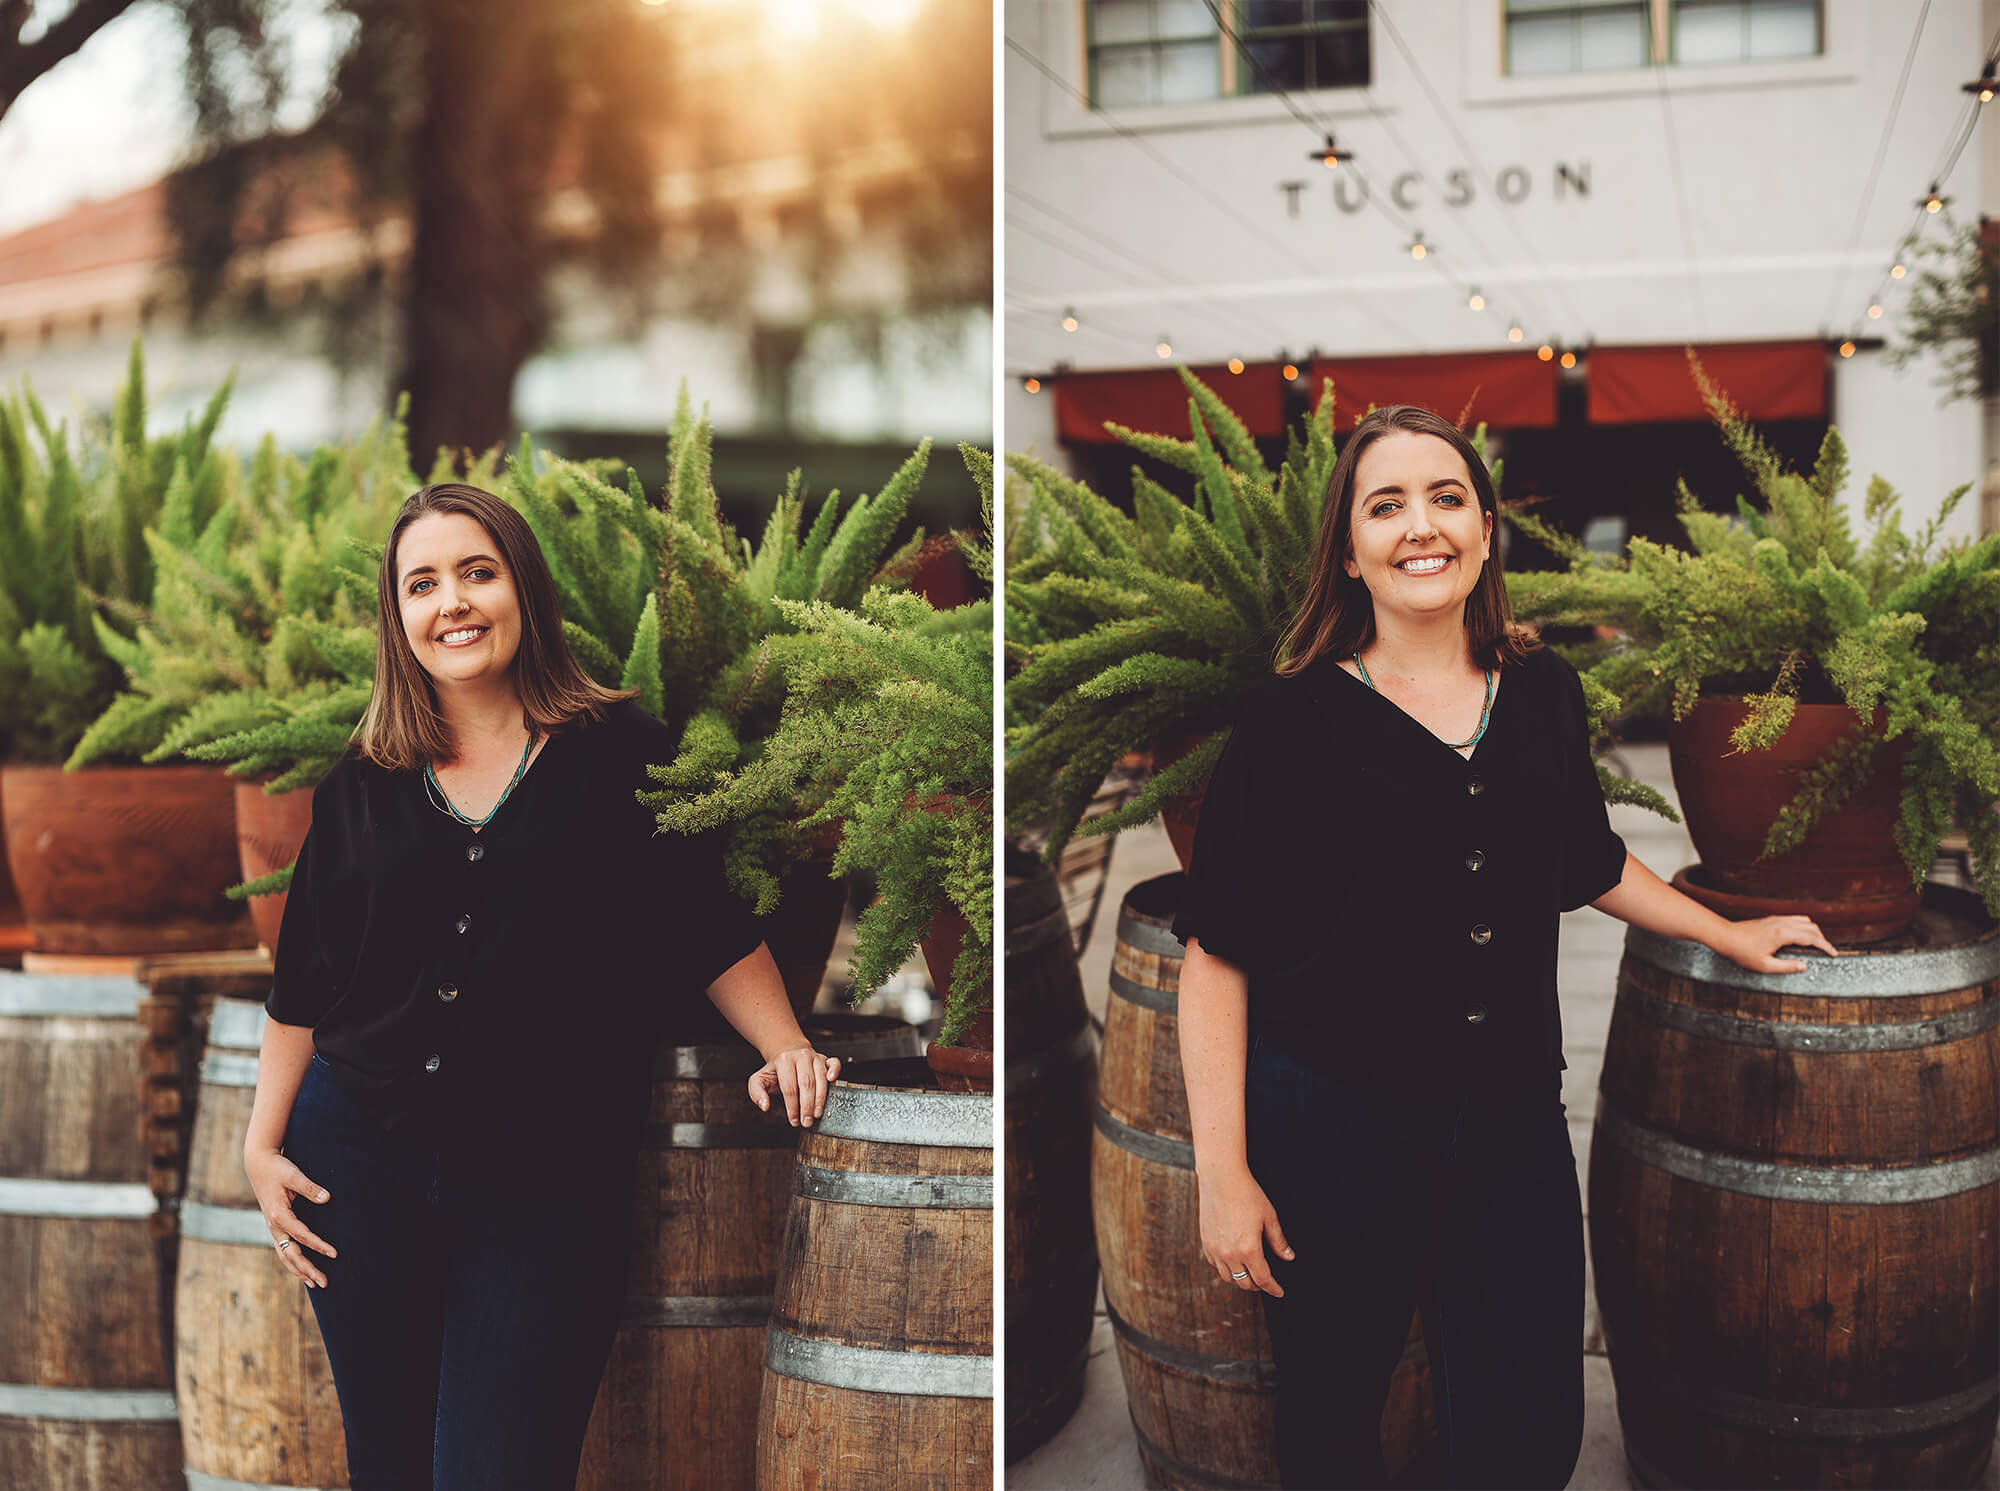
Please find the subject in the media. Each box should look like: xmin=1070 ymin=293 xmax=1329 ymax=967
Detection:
xmin=1005 ymin=0 xmax=2000 ymax=555
xmin=0 ymin=0 xmax=992 ymax=530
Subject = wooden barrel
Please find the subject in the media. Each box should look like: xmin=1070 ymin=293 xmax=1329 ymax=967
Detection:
xmin=579 ymin=1014 xmax=922 ymax=1491
xmin=1590 ymin=880 xmax=2000 ymax=1489
xmin=1003 ymin=859 xmax=1099 ymax=1461
xmin=1094 ymin=872 xmax=1434 ymax=1489
xmin=0 ymin=970 xmax=183 ymax=1489
xmin=174 ymin=995 xmax=348 ymax=1490
xmin=755 ymin=1058 xmax=993 ymax=1489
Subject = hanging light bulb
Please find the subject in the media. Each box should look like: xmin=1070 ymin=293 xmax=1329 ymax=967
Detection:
xmin=1061 ymin=308 xmax=1078 ymax=333
xmin=1308 ymin=133 xmax=1353 ymax=169
xmin=1839 ymin=340 xmax=1857 ymax=358
xmin=1282 ymin=363 xmax=1300 ymax=381
xmin=1024 ymin=377 xmax=1041 ymax=393
xmin=1868 ymin=303 xmax=1884 ymax=319
xmin=1921 ymin=183 xmax=1945 ymax=213
xmin=1507 ymin=325 xmax=1523 ymax=343
xmin=1467 ymin=288 xmax=1485 ymax=311
xmin=1227 ymin=358 xmax=1246 ymax=375
xmin=1156 ymin=336 xmax=1173 ymax=359
xmin=1964 ymin=61 xmax=1997 ymax=102
xmin=1560 ymin=351 xmax=1577 ymax=369
xmin=1409 ymin=233 xmax=1428 ymax=260
xmin=1891 ymin=262 xmax=1907 ymax=279
xmin=1536 ymin=343 xmax=1555 ymax=361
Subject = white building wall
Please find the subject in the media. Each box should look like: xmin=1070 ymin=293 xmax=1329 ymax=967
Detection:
xmin=1006 ymin=0 xmax=1991 ymax=540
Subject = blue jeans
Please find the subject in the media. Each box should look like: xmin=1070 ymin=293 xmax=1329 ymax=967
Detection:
xmin=282 ymin=1054 xmax=632 ymax=1491
xmin=1244 ymin=1034 xmax=1584 ymax=1490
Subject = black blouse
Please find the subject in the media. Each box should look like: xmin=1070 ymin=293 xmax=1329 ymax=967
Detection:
xmin=1170 ymin=643 xmax=1628 ymax=1082
xmin=267 ymin=698 xmax=764 ymax=1177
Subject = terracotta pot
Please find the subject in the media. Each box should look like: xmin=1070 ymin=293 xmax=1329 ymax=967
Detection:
xmin=234 ymin=779 xmax=316 ymax=953
xmin=922 ymin=899 xmax=993 ymax=1093
xmin=1 ymin=763 xmax=259 ymax=956
xmin=0 ymin=810 xmax=29 ymax=966
xmin=1667 ymin=697 xmax=1920 ymax=942
xmin=1150 ymin=729 xmax=1213 ymax=875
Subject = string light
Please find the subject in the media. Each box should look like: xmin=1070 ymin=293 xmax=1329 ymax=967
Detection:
xmin=1536 ymin=343 xmax=1554 ymax=362
xmin=1309 ymin=133 xmax=1354 ymax=169
xmin=1839 ymin=340 xmax=1857 ymax=358
xmin=1409 ymin=233 xmax=1428 ymax=260
xmin=1867 ymin=303 xmax=1884 ymax=319
xmin=1964 ymin=61 xmax=1996 ymax=102
xmin=1227 ymin=358 xmax=1245 ymax=374
xmin=1507 ymin=325 xmax=1523 ymax=343
xmin=1024 ymin=377 xmax=1041 ymax=393
xmin=1060 ymin=308 xmax=1078 ymax=332
xmin=1467 ymin=289 xmax=1484 ymax=311
xmin=1891 ymin=262 xmax=1907 ymax=279
xmin=1921 ymin=183 xmax=1945 ymax=213
xmin=1282 ymin=363 xmax=1299 ymax=381
xmin=1156 ymin=336 xmax=1173 ymax=359
xmin=1559 ymin=351 xmax=1577 ymax=369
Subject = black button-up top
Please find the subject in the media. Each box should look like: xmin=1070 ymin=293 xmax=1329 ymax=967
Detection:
xmin=1170 ymin=643 xmax=1628 ymax=1082
xmin=267 ymin=698 xmax=764 ymax=1176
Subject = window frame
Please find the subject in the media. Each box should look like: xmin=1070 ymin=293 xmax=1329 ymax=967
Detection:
xmin=1500 ymin=0 xmax=1823 ymax=77
xmin=1082 ymin=0 xmax=1371 ymax=110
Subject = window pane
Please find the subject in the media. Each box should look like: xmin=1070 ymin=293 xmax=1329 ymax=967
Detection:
xmin=1243 ymin=35 xmax=1305 ymax=92
xmin=1157 ymin=38 xmax=1221 ymax=101
xmin=1095 ymin=47 xmax=1158 ymax=106
xmin=1312 ymin=27 xmax=1370 ymax=87
xmin=1578 ymin=9 xmax=1645 ymax=68
xmin=1154 ymin=0 xmax=1214 ymax=38
xmin=1095 ymin=0 xmax=1156 ymax=45
xmin=1247 ymin=0 xmax=1306 ymax=26
xmin=1509 ymin=0 xmax=1627 ymax=11
xmin=1677 ymin=2 xmax=1746 ymax=62
xmin=1747 ymin=0 xmax=1818 ymax=58
xmin=1508 ymin=14 xmax=1577 ymax=73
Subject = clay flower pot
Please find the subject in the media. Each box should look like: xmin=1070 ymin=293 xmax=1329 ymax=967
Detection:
xmin=1 ymin=763 xmax=259 ymax=955
xmin=921 ymin=898 xmax=993 ymax=1093
xmin=234 ymin=778 xmax=316 ymax=953
xmin=1150 ymin=729 xmax=1214 ymax=875
xmin=1667 ymin=696 xmax=1919 ymax=943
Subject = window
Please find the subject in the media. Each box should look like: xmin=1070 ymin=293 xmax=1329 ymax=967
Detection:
xmin=1504 ymin=0 xmax=1819 ymax=75
xmin=1087 ymin=0 xmax=1369 ymax=108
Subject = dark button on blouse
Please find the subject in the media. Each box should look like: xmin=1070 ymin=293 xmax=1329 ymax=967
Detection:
xmin=1171 ymin=645 xmax=1627 ymax=1082
xmin=266 ymin=699 xmax=765 ymax=1171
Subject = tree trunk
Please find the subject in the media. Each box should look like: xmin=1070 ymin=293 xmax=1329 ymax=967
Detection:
xmin=401 ymin=0 xmax=559 ymax=464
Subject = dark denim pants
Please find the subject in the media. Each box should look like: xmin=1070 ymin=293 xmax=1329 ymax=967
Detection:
xmin=1244 ymin=1035 xmax=1584 ymax=1491
xmin=282 ymin=1054 xmax=632 ymax=1491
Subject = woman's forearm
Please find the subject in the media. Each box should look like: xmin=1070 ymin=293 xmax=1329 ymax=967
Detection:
xmin=1590 ymin=850 xmax=1736 ymax=948
xmin=704 ymin=943 xmax=813 ymax=1061
xmin=245 ymin=1018 xmax=317 ymax=1156
xmin=1178 ymin=939 xmax=1255 ymax=1179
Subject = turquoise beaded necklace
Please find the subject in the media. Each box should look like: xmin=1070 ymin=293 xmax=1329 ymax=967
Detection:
xmin=424 ymin=732 xmax=538 ymax=829
xmin=1353 ymin=653 xmax=1495 ymax=751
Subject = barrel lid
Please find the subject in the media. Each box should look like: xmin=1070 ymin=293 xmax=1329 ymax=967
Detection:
xmin=818 ymin=1064 xmax=993 ymax=1148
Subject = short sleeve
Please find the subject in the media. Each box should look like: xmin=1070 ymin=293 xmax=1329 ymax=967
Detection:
xmin=672 ymin=824 xmax=767 ymax=991
xmin=1169 ymin=716 xmax=1263 ymax=969
xmin=266 ymin=778 xmax=340 ymax=1028
xmin=1554 ymin=655 xmax=1629 ymax=912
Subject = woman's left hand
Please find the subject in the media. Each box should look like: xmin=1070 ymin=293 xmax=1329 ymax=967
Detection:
xmin=749 ymin=1046 xmax=842 ymax=1127
xmin=1714 ymin=914 xmax=1842 ymax=973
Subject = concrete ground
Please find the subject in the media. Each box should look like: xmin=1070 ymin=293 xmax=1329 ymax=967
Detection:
xmin=1007 ymin=742 xmax=1999 ymax=1490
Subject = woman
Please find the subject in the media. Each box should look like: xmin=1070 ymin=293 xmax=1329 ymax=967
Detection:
xmin=242 ymin=483 xmax=839 ymax=1490
xmin=1172 ymin=406 xmax=1840 ymax=1490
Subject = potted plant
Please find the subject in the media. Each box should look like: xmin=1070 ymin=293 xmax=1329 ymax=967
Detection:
xmin=648 ymin=444 xmax=995 ymax=1088
xmin=1504 ymin=351 xmax=2000 ymax=940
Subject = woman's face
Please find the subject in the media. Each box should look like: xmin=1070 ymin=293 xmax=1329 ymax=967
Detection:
xmin=394 ymin=511 xmax=523 ymax=690
xmin=1343 ymin=430 xmax=1492 ymax=623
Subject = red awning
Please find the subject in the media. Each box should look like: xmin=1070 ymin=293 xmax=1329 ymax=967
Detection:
xmin=1588 ymin=341 xmax=1825 ymax=424
xmin=1052 ymin=363 xmax=1286 ymax=445
xmin=1307 ymin=352 xmax=1560 ymax=430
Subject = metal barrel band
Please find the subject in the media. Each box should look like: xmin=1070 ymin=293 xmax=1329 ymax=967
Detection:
xmin=1623 ymin=889 xmax=2000 ymax=997
xmin=657 ymin=1045 xmax=762 ymax=1081
xmin=201 ymin=1049 xmax=262 ymax=1089
xmin=1595 ymin=1099 xmax=2000 ymax=1204
xmin=619 ymin=1294 xmax=774 ymax=1327
xmin=0 ymin=973 xmax=145 ymax=1018
xmin=1105 ymin=1297 xmax=1276 ymax=1388
xmin=1128 ymin=1411 xmax=1272 ymax=1491
xmin=1004 ymin=1024 xmax=1097 ymax=1095
xmin=0 ymin=1176 xmax=156 ymax=1219
xmin=1092 ymin=1102 xmax=1195 ymax=1171
xmin=0 ymin=1383 xmax=178 ymax=1421
xmin=1618 ymin=986 xmax=2000 ymax=1052
xmin=647 ymin=1122 xmax=796 ymax=1150
xmin=1612 ymin=1353 xmax=2000 ymax=1439
xmin=180 ymin=1200 xmax=279 ymax=1248
xmin=763 ymin=1327 xmax=992 ymax=1399
xmin=793 ymin=1163 xmax=993 ymax=1210
xmin=1108 ymin=968 xmax=1179 ymax=1015
xmin=817 ymin=1084 xmax=993 ymax=1148
xmin=1005 ymin=905 xmax=1073 ymax=960
xmin=185 ymin=1471 xmax=339 ymax=1491
xmin=206 ymin=998 xmax=268 ymax=1052
xmin=1115 ymin=911 xmax=1188 ymax=961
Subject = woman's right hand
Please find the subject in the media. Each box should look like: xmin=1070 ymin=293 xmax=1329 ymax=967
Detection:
xmin=245 ymin=1145 xmax=337 ymax=1289
xmin=1199 ymin=1164 xmax=1294 ymax=1297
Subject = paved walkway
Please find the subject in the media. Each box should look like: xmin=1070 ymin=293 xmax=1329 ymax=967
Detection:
xmin=1008 ymin=743 xmax=2000 ymax=1489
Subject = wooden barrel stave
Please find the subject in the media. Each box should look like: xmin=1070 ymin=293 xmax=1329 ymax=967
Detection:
xmin=0 ymin=971 xmax=182 ymax=1490
xmin=1591 ymin=884 xmax=2000 ymax=1488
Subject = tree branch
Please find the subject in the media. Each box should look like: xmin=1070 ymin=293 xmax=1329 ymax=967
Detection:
xmin=0 ymin=0 xmax=138 ymax=122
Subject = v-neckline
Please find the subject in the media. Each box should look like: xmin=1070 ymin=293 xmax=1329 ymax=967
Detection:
xmin=1328 ymin=656 xmax=1503 ymax=766
xmin=425 ymin=728 xmax=562 ymax=834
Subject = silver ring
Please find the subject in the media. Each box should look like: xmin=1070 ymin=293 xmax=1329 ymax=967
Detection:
xmin=275 ymin=1239 xmax=293 ymax=1253
xmin=1230 ymin=1269 xmax=1249 ymax=1280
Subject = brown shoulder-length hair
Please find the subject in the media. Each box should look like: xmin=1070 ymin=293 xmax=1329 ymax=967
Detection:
xmin=355 ymin=482 xmax=636 ymax=770
xmin=1274 ymin=404 xmax=1539 ymax=677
